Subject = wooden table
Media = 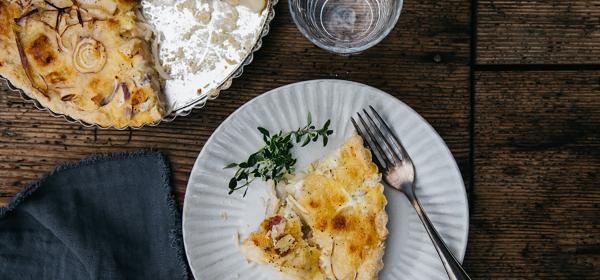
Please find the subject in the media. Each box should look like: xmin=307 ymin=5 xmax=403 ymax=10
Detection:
xmin=1 ymin=1 xmax=598 ymax=278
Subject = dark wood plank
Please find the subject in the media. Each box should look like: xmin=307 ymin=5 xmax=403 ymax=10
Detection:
xmin=0 ymin=0 xmax=471 ymax=209
xmin=477 ymin=1 xmax=600 ymax=64
xmin=467 ymin=71 xmax=600 ymax=279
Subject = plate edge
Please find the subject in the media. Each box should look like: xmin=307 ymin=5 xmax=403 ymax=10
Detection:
xmin=182 ymin=79 xmax=471 ymax=280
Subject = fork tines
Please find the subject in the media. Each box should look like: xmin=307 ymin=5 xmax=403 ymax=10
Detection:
xmin=351 ymin=106 xmax=412 ymax=170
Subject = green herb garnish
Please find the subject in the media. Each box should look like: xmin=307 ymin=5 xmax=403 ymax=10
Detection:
xmin=225 ymin=113 xmax=333 ymax=196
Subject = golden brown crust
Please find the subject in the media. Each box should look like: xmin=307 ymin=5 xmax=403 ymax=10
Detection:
xmin=0 ymin=0 xmax=164 ymax=128
xmin=27 ymin=34 xmax=55 ymax=66
xmin=301 ymin=134 xmax=388 ymax=280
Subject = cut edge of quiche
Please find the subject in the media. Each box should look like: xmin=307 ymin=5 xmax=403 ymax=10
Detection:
xmin=0 ymin=0 xmax=166 ymax=128
xmin=241 ymin=134 xmax=389 ymax=280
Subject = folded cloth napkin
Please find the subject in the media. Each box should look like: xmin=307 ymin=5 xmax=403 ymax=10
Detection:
xmin=0 ymin=150 xmax=188 ymax=280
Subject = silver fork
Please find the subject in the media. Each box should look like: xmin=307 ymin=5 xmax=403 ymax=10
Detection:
xmin=351 ymin=106 xmax=471 ymax=280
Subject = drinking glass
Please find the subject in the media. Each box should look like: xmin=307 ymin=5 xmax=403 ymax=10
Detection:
xmin=289 ymin=0 xmax=403 ymax=54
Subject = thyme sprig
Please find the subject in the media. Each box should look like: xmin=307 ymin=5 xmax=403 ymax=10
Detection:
xmin=225 ymin=113 xmax=333 ymax=196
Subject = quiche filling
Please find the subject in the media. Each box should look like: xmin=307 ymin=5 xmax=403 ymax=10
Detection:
xmin=241 ymin=134 xmax=389 ymax=280
xmin=0 ymin=0 xmax=164 ymax=128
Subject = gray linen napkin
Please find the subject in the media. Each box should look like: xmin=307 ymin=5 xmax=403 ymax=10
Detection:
xmin=0 ymin=150 xmax=188 ymax=280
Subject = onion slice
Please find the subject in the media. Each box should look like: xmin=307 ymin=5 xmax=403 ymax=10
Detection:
xmin=100 ymin=79 xmax=119 ymax=106
xmin=121 ymin=82 xmax=130 ymax=101
xmin=73 ymin=37 xmax=107 ymax=73
xmin=330 ymin=239 xmax=339 ymax=280
xmin=13 ymin=28 xmax=49 ymax=97
xmin=124 ymin=105 xmax=133 ymax=120
xmin=14 ymin=8 xmax=39 ymax=25
xmin=60 ymin=94 xmax=75 ymax=101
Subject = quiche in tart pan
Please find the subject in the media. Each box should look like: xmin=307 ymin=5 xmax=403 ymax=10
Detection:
xmin=0 ymin=0 xmax=164 ymax=128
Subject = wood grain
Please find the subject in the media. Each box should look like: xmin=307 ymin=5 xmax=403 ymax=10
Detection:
xmin=477 ymin=0 xmax=600 ymax=64
xmin=0 ymin=0 xmax=471 ymax=209
xmin=467 ymin=71 xmax=600 ymax=279
xmin=4 ymin=0 xmax=600 ymax=278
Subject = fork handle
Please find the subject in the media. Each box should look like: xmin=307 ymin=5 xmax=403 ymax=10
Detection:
xmin=407 ymin=193 xmax=471 ymax=280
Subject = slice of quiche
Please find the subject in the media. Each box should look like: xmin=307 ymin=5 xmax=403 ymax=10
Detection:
xmin=242 ymin=202 xmax=326 ymax=280
xmin=0 ymin=0 xmax=164 ymax=128
xmin=241 ymin=134 xmax=389 ymax=280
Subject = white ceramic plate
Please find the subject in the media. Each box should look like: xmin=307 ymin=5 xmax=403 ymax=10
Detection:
xmin=183 ymin=80 xmax=469 ymax=280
